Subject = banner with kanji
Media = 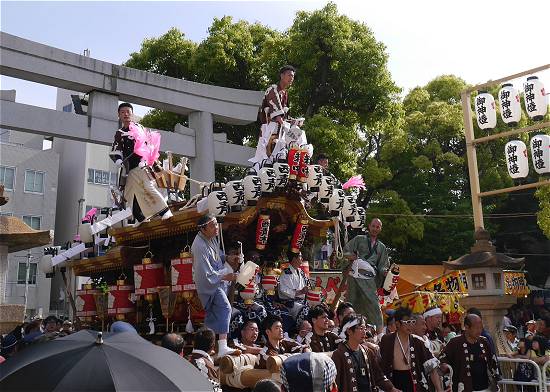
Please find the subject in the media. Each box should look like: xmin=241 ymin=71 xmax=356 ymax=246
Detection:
xmin=416 ymin=270 xmax=468 ymax=294
xmin=503 ymin=271 xmax=530 ymax=297
xmin=386 ymin=291 xmax=464 ymax=322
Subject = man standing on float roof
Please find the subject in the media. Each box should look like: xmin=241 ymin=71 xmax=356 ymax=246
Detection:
xmin=343 ymin=218 xmax=389 ymax=333
xmin=191 ymin=214 xmax=240 ymax=357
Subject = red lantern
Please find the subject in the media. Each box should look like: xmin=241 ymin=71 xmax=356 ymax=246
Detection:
xmin=134 ymin=252 xmax=164 ymax=301
xmin=255 ymin=214 xmax=270 ymax=250
xmin=287 ymin=146 xmax=300 ymax=180
xmin=261 ymin=270 xmax=278 ymax=296
xmin=240 ymin=281 xmax=256 ymax=305
xmin=297 ymin=148 xmax=310 ymax=183
xmin=76 ymin=283 xmax=99 ymax=320
xmin=108 ymin=279 xmax=135 ymax=320
xmin=171 ymin=249 xmax=195 ymax=292
xmin=306 ymin=287 xmax=323 ymax=307
xmin=290 ymin=217 xmax=309 ymax=253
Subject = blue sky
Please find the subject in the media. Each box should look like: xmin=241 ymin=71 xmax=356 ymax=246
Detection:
xmin=1 ymin=0 xmax=549 ymax=117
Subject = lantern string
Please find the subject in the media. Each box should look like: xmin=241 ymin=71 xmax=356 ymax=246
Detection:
xmin=332 ymin=217 xmax=343 ymax=259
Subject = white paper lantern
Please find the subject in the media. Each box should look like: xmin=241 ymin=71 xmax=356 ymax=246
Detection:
xmin=207 ymin=190 xmax=228 ymax=218
xmin=318 ymin=176 xmax=334 ymax=206
xmin=524 ymin=76 xmax=548 ymax=121
xmin=259 ymin=162 xmax=276 ymax=194
xmin=224 ymin=180 xmax=244 ymax=212
xmin=475 ymin=91 xmax=497 ymax=130
xmin=306 ymin=165 xmax=323 ymax=192
xmin=342 ymin=196 xmax=357 ymax=223
xmin=328 ymin=188 xmax=346 ymax=217
xmin=350 ymin=207 xmax=366 ymax=229
xmin=243 ymin=169 xmax=262 ymax=206
xmin=273 ymin=156 xmax=290 ymax=189
xmin=505 ymin=140 xmax=529 ymax=178
xmin=498 ymin=83 xmax=521 ymax=126
xmin=530 ymin=134 xmax=550 ymax=174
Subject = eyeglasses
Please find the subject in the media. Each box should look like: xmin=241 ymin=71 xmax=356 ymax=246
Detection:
xmin=400 ymin=319 xmax=417 ymax=325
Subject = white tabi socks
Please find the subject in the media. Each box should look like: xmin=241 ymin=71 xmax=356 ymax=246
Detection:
xmin=217 ymin=338 xmax=236 ymax=357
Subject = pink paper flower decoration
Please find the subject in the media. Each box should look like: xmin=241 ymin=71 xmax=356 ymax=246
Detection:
xmin=342 ymin=175 xmax=366 ymax=190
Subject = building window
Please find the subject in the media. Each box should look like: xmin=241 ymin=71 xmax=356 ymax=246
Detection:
xmin=0 ymin=130 xmax=10 ymax=143
xmin=18 ymin=263 xmax=38 ymax=285
xmin=0 ymin=211 xmax=13 ymax=216
xmin=24 ymin=170 xmax=44 ymax=194
xmin=62 ymin=103 xmax=72 ymax=113
xmin=472 ymin=273 xmax=486 ymax=290
xmin=88 ymin=169 xmax=115 ymax=186
xmin=87 ymin=168 xmax=94 ymax=184
xmin=0 ymin=166 xmax=15 ymax=191
xmin=493 ymin=273 xmax=502 ymax=290
xmin=23 ymin=215 xmax=41 ymax=230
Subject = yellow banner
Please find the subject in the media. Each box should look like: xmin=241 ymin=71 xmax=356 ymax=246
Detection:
xmin=504 ymin=271 xmax=530 ymax=297
xmin=386 ymin=291 xmax=465 ymax=315
xmin=416 ymin=270 xmax=468 ymax=293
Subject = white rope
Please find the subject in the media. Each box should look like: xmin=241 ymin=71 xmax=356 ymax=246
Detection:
xmin=218 ymin=223 xmax=226 ymax=256
xmin=332 ymin=217 xmax=344 ymax=259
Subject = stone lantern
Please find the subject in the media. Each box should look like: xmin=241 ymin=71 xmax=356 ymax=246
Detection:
xmin=443 ymin=229 xmax=524 ymax=354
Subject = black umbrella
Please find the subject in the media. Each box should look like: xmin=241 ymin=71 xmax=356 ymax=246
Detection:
xmin=0 ymin=330 xmax=213 ymax=392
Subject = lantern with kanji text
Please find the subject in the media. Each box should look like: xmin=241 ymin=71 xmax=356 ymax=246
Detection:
xmin=350 ymin=207 xmax=366 ymax=230
xmin=273 ymin=153 xmax=290 ymax=189
xmin=259 ymin=162 xmax=276 ymax=194
xmin=505 ymin=140 xmax=529 ymax=178
xmin=498 ymin=83 xmax=521 ymax=126
xmin=475 ymin=91 xmax=497 ymax=130
xmin=328 ymin=188 xmax=346 ymax=217
xmin=290 ymin=217 xmax=309 ymax=253
xmin=297 ymin=147 xmax=310 ymax=183
xmin=225 ymin=180 xmax=244 ymax=212
xmin=243 ymin=168 xmax=262 ymax=206
xmin=530 ymin=134 xmax=550 ymax=175
xmin=306 ymin=164 xmax=323 ymax=192
xmin=318 ymin=176 xmax=334 ymax=206
xmin=524 ymin=76 xmax=548 ymax=121
xmin=287 ymin=145 xmax=301 ymax=181
xmin=342 ymin=195 xmax=357 ymax=223
xmin=255 ymin=213 xmax=270 ymax=250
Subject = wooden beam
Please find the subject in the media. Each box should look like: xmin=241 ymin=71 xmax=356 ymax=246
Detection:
xmin=479 ymin=179 xmax=550 ymax=198
xmin=472 ymin=121 xmax=550 ymax=145
xmin=463 ymin=64 xmax=550 ymax=94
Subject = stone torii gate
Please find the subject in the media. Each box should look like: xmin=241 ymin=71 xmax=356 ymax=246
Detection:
xmin=0 ymin=32 xmax=263 ymax=194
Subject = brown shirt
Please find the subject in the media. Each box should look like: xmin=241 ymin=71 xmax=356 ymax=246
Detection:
xmin=332 ymin=342 xmax=394 ymax=392
xmin=379 ymin=332 xmax=439 ymax=392
xmin=439 ymin=334 xmax=501 ymax=392
xmin=188 ymin=350 xmax=222 ymax=392
xmin=258 ymin=84 xmax=289 ymax=125
xmin=307 ymin=331 xmax=342 ymax=353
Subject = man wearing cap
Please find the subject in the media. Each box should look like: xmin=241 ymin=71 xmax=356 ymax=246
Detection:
xmin=424 ymin=307 xmax=445 ymax=357
xmin=280 ymin=352 xmax=338 ymax=392
xmin=343 ymin=218 xmax=389 ymax=333
xmin=525 ymin=320 xmax=537 ymax=339
xmin=191 ymin=214 xmax=239 ymax=357
xmin=503 ymin=325 xmax=519 ymax=352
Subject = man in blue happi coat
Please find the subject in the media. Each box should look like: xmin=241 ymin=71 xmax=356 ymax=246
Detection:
xmin=191 ymin=214 xmax=239 ymax=357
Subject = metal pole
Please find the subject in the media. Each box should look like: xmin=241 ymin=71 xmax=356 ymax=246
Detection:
xmin=461 ymin=91 xmax=484 ymax=230
xmin=23 ymin=250 xmax=31 ymax=316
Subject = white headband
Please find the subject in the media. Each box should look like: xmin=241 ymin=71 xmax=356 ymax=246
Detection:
xmin=423 ymin=308 xmax=443 ymax=318
xmin=339 ymin=319 xmax=359 ymax=340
